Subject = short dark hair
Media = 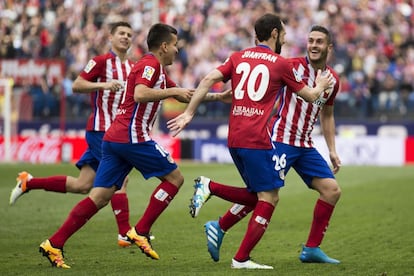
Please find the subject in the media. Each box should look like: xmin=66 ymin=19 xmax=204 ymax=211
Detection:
xmin=110 ymin=21 xmax=132 ymax=34
xmin=255 ymin=13 xmax=283 ymax=42
xmin=310 ymin=25 xmax=332 ymax=44
xmin=147 ymin=23 xmax=178 ymax=50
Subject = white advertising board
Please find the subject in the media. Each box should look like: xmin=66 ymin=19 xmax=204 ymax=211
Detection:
xmin=312 ymin=136 xmax=405 ymax=166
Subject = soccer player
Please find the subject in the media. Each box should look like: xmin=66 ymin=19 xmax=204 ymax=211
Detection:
xmin=37 ymin=22 xmax=229 ymax=269
xmin=10 ymin=21 xmax=135 ymax=247
xmin=200 ymin=25 xmax=342 ymax=265
xmin=167 ymin=14 xmax=334 ymax=269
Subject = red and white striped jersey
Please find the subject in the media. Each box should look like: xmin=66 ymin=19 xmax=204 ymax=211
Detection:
xmin=104 ymin=53 xmax=177 ymax=143
xmin=80 ymin=51 xmax=134 ymax=131
xmin=270 ymin=56 xmax=340 ymax=148
xmin=217 ymin=45 xmax=305 ymax=149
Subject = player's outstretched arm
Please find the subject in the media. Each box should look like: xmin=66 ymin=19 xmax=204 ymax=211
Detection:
xmin=204 ymin=89 xmax=232 ymax=103
xmin=167 ymin=69 xmax=224 ymax=136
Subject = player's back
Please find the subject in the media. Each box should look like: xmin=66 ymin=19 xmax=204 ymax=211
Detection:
xmin=218 ymin=45 xmax=303 ymax=150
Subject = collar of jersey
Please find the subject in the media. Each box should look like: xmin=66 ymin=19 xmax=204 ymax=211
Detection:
xmin=257 ymin=44 xmax=272 ymax=50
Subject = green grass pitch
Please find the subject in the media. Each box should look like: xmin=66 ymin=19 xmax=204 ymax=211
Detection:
xmin=0 ymin=162 xmax=413 ymax=275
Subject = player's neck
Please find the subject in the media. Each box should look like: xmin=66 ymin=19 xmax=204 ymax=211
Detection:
xmin=306 ymin=55 xmax=326 ymax=71
xmin=112 ymin=49 xmax=128 ymax=62
xmin=148 ymin=51 xmax=167 ymax=67
xmin=310 ymin=60 xmax=326 ymax=71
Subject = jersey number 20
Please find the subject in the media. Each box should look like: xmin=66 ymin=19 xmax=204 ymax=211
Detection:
xmin=234 ymin=62 xmax=270 ymax=102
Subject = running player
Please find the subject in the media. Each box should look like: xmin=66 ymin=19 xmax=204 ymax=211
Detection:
xmin=37 ymin=22 xmax=230 ymax=269
xmin=10 ymin=21 xmax=134 ymax=247
xmin=202 ymin=25 xmax=342 ymax=265
xmin=167 ymin=14 xmax=334 ymax=269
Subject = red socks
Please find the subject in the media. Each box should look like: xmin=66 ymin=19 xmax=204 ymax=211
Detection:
xmin=135 ymin=181 xmax=178 ymax=235
xmin=110 ymin=193 xmax=131 ymax=236
xmin=49 ymin=197 xmax=98 ymax=248
xmin=305 ymin=199 xmax=335 ymax=247
xmin=26 ymin=176 xmax=67 ymax=193
xmin=209 ymin=180 xmax=258 ymax=207
xmin=219 ymin=204 xmax=253 ymax=232
xmin=234 ymin=201 xmax=275 ymax=262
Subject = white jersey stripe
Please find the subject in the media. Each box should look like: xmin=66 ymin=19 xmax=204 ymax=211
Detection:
xmin=131 ymin=106 xmax=139 ymax=143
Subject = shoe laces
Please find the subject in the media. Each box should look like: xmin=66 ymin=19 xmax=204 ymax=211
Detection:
xmin=49 ymin=249 xmax=67 ymax=267
xmin=194 ymin=182 xmax=204 ymax=189
xmin=140 ymin=236 xmax=153 ymax=251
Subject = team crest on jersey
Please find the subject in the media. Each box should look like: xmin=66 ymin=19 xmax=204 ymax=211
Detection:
xmin=142 ymin=66 xmax=155 ymax=80
xmin=84 ymin=59 xmax=96 ymax=73
xmin=292 ymin=68 xmax=303 ymax=83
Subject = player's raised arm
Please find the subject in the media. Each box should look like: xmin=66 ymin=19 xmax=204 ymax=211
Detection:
xmin=167 ymin=68 xmax=224 ymax=136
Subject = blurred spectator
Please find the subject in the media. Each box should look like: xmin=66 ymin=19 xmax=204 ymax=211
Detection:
xmin=62 ymin=69 xmax=89 ymax=118
xmin=334 ymin=72 xmax=352 ymax=117
xmin=1 ymin=0 xmax=414 ymax=121
xmin=399 ymin=83 xmax=414 ymax=115
xmin=349 ymin=71 xmax=371 ymax=118
xmin=28 ymin=73 xmax=59 ymax=118
xmin=378 ymin=73 xmax=399 ymax=114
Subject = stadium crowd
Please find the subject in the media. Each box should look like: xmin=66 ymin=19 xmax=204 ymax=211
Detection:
xmin=1 ymin=0 xmax=414 ymax=120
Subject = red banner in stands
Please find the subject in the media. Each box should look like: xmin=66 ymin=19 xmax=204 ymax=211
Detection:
xmin=0 ymin=59 xmax=65 ymax=85
xmin=0 ymin=134 xmax=180 ymax=164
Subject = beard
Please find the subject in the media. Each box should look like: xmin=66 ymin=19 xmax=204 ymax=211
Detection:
xmin=275 ymin=41 xmax=282 ymax=54
xmin=274 ymin=33 xmax=283 ymax=54
xmin=309 ymin=49 xmax=328 ymax=63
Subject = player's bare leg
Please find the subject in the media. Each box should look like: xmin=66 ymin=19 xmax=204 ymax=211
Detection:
xmin=65 ymin=165 xmax=95 ymax=194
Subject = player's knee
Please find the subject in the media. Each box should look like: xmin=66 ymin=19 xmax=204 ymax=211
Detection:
xmin=332 ymin=185 xmax=341 ymax=201
xmin=326 ymin=183 xmax=341 ymax=203
xmin=175 ymin=175 xmax=184 ymax=188
xmin=168 ymin=171 xmax=184 ymax=188
xmin=74 ymin=182 xmax=93 ymax=194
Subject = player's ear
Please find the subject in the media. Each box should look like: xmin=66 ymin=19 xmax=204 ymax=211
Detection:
xmin=161 ymin=41 xmax=168 ymax=52
xmin=271 ymin=28 xmax=278 ymax=39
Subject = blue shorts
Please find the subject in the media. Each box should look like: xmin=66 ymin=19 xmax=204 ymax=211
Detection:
xmin=272 ymin=141 xmax=335 ymax=188
xmin=229 ymin=147 xmax=282 ymax=193
xmin=94 ymin=140 xmax=178 ymax=189
xmin=75 ymin=131 xmax=104 ymax=171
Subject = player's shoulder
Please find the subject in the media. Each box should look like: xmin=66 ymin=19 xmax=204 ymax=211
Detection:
xmin=134 ymin=54 xmax=159 ymax=69
xmin=91 ymin=52 xmax=113 ymax=63
xmin=287 ymin=56 xmax=306 ymax=65
xmin=326 ymin=64 xmax=339 ymax=78
xmin=82 ymin=53 xmax=113 ymax=74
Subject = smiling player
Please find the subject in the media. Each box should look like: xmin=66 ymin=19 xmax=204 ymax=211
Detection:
xmin=202 ymin=25 xmax=343 ymax=265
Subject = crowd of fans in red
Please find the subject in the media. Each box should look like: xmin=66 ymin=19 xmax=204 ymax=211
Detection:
xmin=1 ymin=0 xmax=414 ymax=120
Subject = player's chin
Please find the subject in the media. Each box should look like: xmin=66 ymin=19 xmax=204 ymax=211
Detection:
xmin=308 ymin=53 xmax=320 ymax=61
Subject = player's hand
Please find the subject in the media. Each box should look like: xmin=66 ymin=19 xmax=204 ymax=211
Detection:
xmin=174 ymin=88 xmax=194 ymax=103
xmin=315 ymin=69 xmax=334 ymax=91
xmin=167 ymin=112 xmax=193 ymax=137
xmin=105 ymin=80 xmax=124 ymax=91
xmin=329 ymin=151 xmax=341 ymax=174
xmin=216 ymin=89 xmax=232 ymax=103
